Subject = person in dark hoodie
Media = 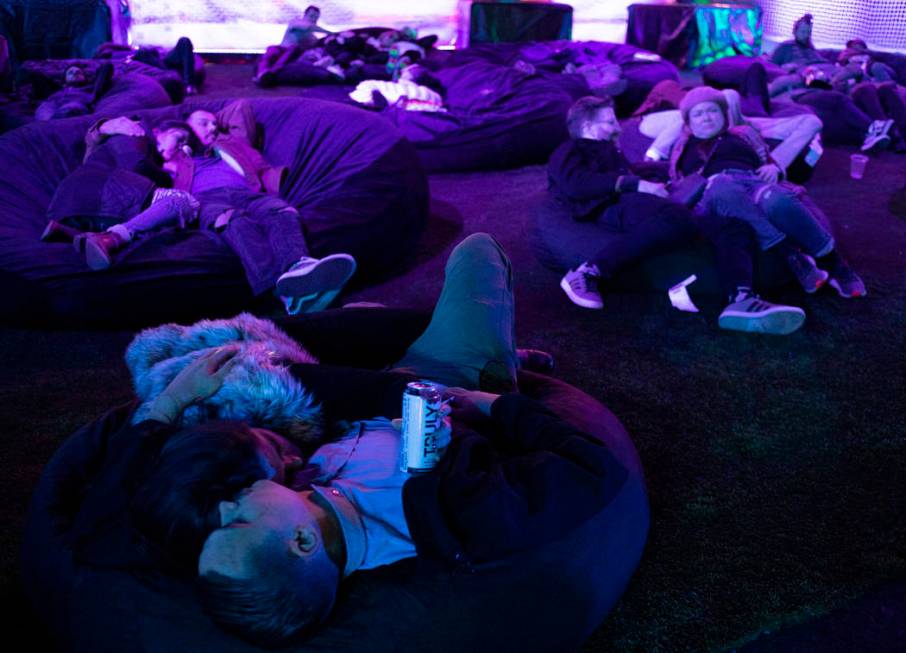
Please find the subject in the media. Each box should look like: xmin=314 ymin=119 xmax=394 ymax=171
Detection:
xmin=548 ymin=95 xmax=806 ymax=334
xmin=87 ymin=233 xmax=615 ymax=647
xmin=40 ymin=115 xmax=200 ymax=269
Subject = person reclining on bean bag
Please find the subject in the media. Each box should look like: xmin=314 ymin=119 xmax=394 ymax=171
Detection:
xmin=669 ymin=87 xmax=865 ymax=299
xmin=755 ymin=14 xmax=898 ymax=151
xmin=549 ymin=96 xmax=806 ymax=335
xmin=637 ymin=85 xmax=824 ymax=179
xmin=96 ymin=36 xmax=202 ymax=95
xmin=69 ymin=235 xmax=608 ymax=648
xmin=254 ymin=6 xmax=335 ymax=84
xmin=33 ymin=62 xmax=114 ymax=121
xmin=40 ymin=115 xmax=200 ymax=259
xmin=44 ymin=102 xmax=357 ymax=314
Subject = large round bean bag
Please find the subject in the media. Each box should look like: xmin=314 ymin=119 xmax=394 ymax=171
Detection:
xmin=527 ymin=191 xmax=791 ymax=295
xmin=702 ymin=55 xmax=787 ymax=90
xmin=0 ymin=97 xmax=428 ymax=327
xmin=432 ymin=40 xmax=680 ymax=117
xmin=22 ymin=308 xmax=649 ymax=653
xmin=382 ymin=61 xmax=580 ymax=172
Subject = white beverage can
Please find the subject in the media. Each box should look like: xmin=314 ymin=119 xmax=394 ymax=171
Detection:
xmin=400 ymin=381 xmax=443 ymax=473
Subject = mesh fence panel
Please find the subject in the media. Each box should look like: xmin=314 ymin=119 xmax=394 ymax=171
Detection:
xmin=760 ymin=0 xmax=906 ymax=51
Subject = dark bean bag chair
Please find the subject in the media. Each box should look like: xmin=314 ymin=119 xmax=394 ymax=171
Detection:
xmin=22 ymin=308 xmax=649 ymax=653
xmin=0 ymin=97 xmax=428 ymax=327
xmin=702 ymin=55 xmax=787 ymax=90
xmin=527 ymin=190 xmax=792 ymax=295
xmin=431 ymin=40 xmax=680 ymax=117
xmin=381 ymin=60 xmax=578 ymax=173
xmin=21 ymin=57 xmax=187 ymax=103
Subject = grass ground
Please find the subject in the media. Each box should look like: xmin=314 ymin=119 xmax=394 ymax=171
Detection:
xmin=1 ymin=64 xmax=904 ymax=652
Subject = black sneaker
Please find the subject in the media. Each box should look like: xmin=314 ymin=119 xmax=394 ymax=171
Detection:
xmin=786 ymin=251 xmax=829 ymax=294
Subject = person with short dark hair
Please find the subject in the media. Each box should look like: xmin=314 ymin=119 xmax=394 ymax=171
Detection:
xmin=93 ymin=100 xmax=357 ymax=313
xmin=34 ymin=62 xmax=114 ymax=121
xmin=549 ymin=95 xmax=805 ymax=334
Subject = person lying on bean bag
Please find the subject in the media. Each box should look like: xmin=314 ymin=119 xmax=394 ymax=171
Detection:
xmin=74 ymin=234 xmax=623 ymax=648
xmin=670 ymin=87 xmax=866 ymax=299
xmin=550 ymin=95 xmax=806 ymax=334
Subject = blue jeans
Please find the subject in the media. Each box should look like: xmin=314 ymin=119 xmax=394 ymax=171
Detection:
xmin=703 ymin=170 xmax=834 ymax=256
xmin=196 ymin=188 xmax=309 ymax=295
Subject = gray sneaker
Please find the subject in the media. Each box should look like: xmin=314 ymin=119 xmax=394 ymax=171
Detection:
xmin=275 ymin=253 xmax=356 ymax=299
xmin=719 ymin=293 xmax=805 ymax=335
xmin=560 ymin=262 xmax=603 ymax=309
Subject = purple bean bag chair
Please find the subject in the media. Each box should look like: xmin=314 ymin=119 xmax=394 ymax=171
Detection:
xmin=21 ymin=308 xmax=648 ymax=653
xmin=0 ymin=98 xmax=428 ymax=327
xmin=432 ymin=40 xmax=680 ymax=117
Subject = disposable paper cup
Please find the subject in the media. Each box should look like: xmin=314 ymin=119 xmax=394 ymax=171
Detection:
xmin=850 ymin=153 xmax=869 ymax=180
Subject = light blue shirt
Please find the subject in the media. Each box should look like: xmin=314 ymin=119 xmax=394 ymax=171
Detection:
xmin=309 ymin=419 xmax=416 ymax=577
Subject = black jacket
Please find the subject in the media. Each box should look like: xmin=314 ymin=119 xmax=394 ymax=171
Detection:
xmin=547 ymin=137 xmax=640 ymax=222
xmin=46 ymin=125 xmax=171 ymax=228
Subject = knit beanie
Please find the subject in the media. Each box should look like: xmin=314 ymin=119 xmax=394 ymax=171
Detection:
xmin=679 ymin=86 xmax=728 ymax=123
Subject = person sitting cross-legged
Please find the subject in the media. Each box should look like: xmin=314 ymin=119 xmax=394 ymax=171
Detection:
xmin=548 ymin=95 xmax=806 ymax=335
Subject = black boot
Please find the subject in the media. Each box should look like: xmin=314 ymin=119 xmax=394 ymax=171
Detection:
xmin=40 ymin=220 xmax=83 ymax=243
xmin=83 ymin=231 xmax=127 ymax=270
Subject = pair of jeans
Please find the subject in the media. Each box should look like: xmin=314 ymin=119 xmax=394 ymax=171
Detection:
xmin=851 ymin=82 xmax=906 ymax=136
xmin=196 ymin=188 xmax=309 ymax=295
xmin=704 ymin=170 xmax=834 ymax=256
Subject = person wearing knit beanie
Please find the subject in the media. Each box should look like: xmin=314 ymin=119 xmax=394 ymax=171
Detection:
xmin=679 ymin=86 xmax=728 ymax=123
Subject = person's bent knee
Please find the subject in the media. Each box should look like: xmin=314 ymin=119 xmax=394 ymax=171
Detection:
xmin=447 ymin=232 xmax=505 ymax=267
xmin=800 ymin=113 xmax=823 ymax=134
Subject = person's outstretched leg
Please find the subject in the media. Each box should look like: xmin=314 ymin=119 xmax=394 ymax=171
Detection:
xmin=696 ymin=214 xmax=806 ymax=335
xmin=794 ymin=89 xmax=873 ymax=146
xmin=877 ymin=82 xmax=906 ymax=145
xmin=394 ymin=233 xmax=518 ymax=392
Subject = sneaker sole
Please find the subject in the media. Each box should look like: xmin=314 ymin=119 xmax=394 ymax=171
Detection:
xmin=84 ymin=239 xmax=113 ymax=270
xmin=559 ymin=277 xmax=603 ymax=310
xmin=719 ymin=306 xmax=805 ymax=335
xmin=275 ymin=254 xmax=356 ymax=298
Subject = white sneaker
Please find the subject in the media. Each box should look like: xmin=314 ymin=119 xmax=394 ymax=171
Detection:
xmin=862 ymin=119 xmax=894 ymax=152
xmin=275 ymin=254 xmax=356 ymax=299
xmin=560 ymin=262 xmax=603 ymax=309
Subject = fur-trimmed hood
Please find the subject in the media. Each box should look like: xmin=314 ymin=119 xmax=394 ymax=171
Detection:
xmin=126 ymin=313 xmax=324 ymax=447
